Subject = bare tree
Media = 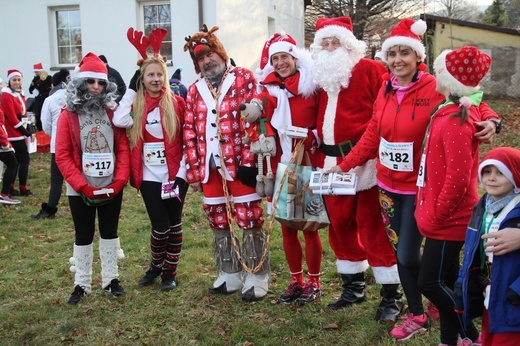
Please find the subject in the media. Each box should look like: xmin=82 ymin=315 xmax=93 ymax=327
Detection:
xmin=434 ymin=0 xmax=481 ymax=21
xmin=304 ymin=0 xmax=424 ymax=47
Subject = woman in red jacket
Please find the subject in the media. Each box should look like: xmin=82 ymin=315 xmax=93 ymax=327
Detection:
xmin=55 ymin=52 xmax=130 ymax=305
xmin=0 ymin=105 xmax=20 ymax=204
xmin=255 ymin=33 xmax=322 ymax=305
xmin=326 ymin=19 xmax=499 ymax=336
xmin=415 ymin=46 xmax=492 ymax=346
xmin=113 ymin=53 xmax=187 ymax=292
xmin=0 ymin=69 xmax=35 ymax=197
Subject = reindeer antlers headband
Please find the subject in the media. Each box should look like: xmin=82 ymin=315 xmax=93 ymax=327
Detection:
xmin=127 ymin=27 xmax=168 ymax=66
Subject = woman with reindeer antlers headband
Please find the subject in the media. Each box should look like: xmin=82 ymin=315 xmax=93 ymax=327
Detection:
xmin=113 ymin=28 xmax=188 ymax=292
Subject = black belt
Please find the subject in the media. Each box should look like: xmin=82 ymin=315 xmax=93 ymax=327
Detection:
xmin=321 ymin=141 xmax=357 ymax=157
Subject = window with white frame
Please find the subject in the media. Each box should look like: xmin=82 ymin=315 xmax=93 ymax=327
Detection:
xmin=54 ymin=7 xmax=82 ymax=65
xmin=142 ymin=2 xmax=172 ymax=61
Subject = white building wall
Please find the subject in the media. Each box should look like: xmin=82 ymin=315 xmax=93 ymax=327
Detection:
xmin=0 ymin=0 xmax=305 ymax=95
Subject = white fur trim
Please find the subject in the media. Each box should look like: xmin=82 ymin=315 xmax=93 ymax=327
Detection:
xmin=349 ymin=158 xmax=377 ymax=191
xmin=313 ymin=25 xmax=356 ymax=46
xmin=6 ymin=71 xmax=22 ymax=83
xmin=77 ymin=71 xmax=108 ymax=80
xmin=371 ymin=265 xmax=400 ymax=284
xmin=411 ymin=19 xmax=427 ymax=36
xmin=269 ymin=41 xmax=299 ymax=64
xmin=336 ymin=259 xmax=369 ymax=274
xmin=381 ymin=36 xmax=426 ymax=61
xmin=434 ymin=50 xmax=479 ymax=96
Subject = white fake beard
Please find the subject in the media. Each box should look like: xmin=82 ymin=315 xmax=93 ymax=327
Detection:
xmin=312 ymin=47 xmax=361 ymax=94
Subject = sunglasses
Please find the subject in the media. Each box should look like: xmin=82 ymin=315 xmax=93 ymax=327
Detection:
xmin=86 ymin=78 xmax=107 ymax=86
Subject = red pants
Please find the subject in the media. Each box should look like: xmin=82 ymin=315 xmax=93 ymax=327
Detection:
xmin=324 ymin=186 xmax=396 ymax=268
xmin=482 ymin=309 xmax=520 ymax=346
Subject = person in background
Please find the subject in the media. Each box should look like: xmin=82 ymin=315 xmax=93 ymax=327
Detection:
xmin=31 ymin=68 xmax=70 ymax=219
xmin=169 ymin=67 xmax=187 ymax=101
xmin=0 ymin=69 xmax=35 ymax=197
xmin=415 ymin=46 xmax=492 ymax=346
xmin=29 ymin=63 xmax=52 ymax=131
xmin=98 ymin=55 xmax=127 ymax=104
xmin=327 ymin=19 xmax=499 ymax=340
xmin=183 ymin=24 xmax=269 ymax=302
xmin=0 ymin=97 xmax=21 ymax=205
xmin=254 ymin=33 xmax=323 ymax=305
xmin=374 ymin=50 xmax=388 ymax=70
xmin=113 ymin=28 xmax=188 ymax=292
xmin=309 ymin=16 xmax=402 ymax=324
xmin=55 ymin=52 xmax=130 ymax=305
xmin=456 ymin=147 xmax=520 ymax=346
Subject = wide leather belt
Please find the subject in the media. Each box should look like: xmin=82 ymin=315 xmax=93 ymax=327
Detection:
xmin=321 ymin=140 xmax=357 ymax=157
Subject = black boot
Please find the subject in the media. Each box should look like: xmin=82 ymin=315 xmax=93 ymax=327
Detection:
xmin=375 ymin=284 xmax=404 ymax=325
xmin=328 ymin=272 xmax=367 ymax=309
xmin=31 ymin=203 xmax=58 ymax=220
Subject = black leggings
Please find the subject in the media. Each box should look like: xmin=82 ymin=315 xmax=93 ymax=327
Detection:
xmin=418 ymin=238 xmax=479 ymax=345
xmin=0 ymin=151 xmax=18 ymax=195
xmin=139 ymin=179 xmax=188 ymax=231
xmin=48 ymin=154 xmax=63 ymax=207
xmin=68 ymin=192 xmax=123 ymax=245
xmin=379 ymin=189 xmax=425 ymax=315
xmin=10 ymin=139 xmax=30 ymax=187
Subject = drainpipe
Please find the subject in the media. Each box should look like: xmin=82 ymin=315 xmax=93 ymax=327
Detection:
xmin=198 ymin=0 xmax=204 ymax=28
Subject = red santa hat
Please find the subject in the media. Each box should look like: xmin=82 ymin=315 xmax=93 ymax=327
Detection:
xmin=33 ymin=63 xmax=44 ymax=71
xmin=381 ymin=18 xmax=427 ymax=61
xmin=312 ymin=16 xmax=357 ymax=47
xmin=479 ymin=147 xmax=520 ymax=194
xmin=259 ymin=33 xmax=299 ymax=70
xmin=76 ymin=52 xmax=108 ymax=80
xmin=6 ymin=69 xmax=22 ymax=85
xmin=434 ymin=46 xmax=492 ymax=96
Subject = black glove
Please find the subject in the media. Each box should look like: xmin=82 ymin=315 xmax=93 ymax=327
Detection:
xmin=507 ymin=289 xmax=520 ymax=306
xmin=129 ymin=69 xmax=140 ymax=92
xmin=31 ymin=75 xmax=40 ymax=84
xmin=238 ymin=166 xmax=257 ymax=188
xmin=453 ymin=281 xmax=464 ymax=314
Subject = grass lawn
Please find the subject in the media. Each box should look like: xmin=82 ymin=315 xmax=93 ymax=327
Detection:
xmin=0 ymin=97 xmax=518 ymax=345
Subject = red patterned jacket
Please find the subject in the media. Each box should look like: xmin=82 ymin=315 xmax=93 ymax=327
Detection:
xmin=183 ymin=66 xmax=257 ymax=184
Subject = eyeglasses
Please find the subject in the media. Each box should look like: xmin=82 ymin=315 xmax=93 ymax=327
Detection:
xmin=86 ymin=78 xmax=107 ymax=86
xmin=320 ymin=37 xmax=342 ymax=49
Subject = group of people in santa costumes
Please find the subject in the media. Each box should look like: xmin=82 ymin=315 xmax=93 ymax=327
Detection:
xmin=181 ymin=17 xmax=403 ymax=321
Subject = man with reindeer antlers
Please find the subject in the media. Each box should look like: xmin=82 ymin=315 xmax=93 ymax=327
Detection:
xmin=183 ymin=25 xmax=269 ymax=302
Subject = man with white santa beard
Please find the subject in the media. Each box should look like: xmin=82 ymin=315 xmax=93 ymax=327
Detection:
xmin=310 ymin=16 xmax=402 ymax=325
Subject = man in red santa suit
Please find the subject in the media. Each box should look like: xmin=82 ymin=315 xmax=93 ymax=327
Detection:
xmin=310 ymin=16 xmax=402 ymax=323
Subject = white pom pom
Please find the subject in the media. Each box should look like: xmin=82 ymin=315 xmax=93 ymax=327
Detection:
xmin=411 ymin=19 xmax=427 ymax=36
xmin=70 ymin=265 xmax=76 ymax=273
xmin=117 ymin=248 xmax=125 ymax=259
xmin=69 ymin=257 xmax=75 ymax=265
xmin=459 ymin=96 xmax=471 ymax=109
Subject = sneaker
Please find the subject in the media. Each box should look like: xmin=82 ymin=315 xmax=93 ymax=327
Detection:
xmin=389 ymin=313 xmax=430 ymax=341
xmin=458 ymin=334 xmax=482 ymax=346
xmin=103 ymin=278 xmax=126 ymax=297
xmin=295 ymin=282 xmax=322 ymax=305
xmin=138 ymin=268 xmax=161 ymax=286
xmin=68 ymin=285 xmax=88 ymax=305
xmin=160 ymin=275 xmax=177 ymax=292
xmin=276 ymin=281 xmax=303 ymax=304
xmin=20 ymin=190 xmax=37 ymax=197
xmin=0 ymin=195 xmax=21 ymax=205
xmin=427 ymin=300 xmax=440 ymax=320
xmin=9 ymin=189 xmax=20 ymax=196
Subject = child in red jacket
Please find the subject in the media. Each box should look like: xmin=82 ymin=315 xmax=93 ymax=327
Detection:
xmin=415 ymin=46 xmax=492 ymax=346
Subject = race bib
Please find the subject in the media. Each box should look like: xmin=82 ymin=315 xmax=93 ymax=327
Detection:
xmin=416 ymin=153 xmax=426 ymax=187
xmin=144 ymin=142 xmax=166 ymax=166
xmin=82 ymin=153 xmax=114 ymax=177
xmin=379 ymin=138 xmax=413 ymax=172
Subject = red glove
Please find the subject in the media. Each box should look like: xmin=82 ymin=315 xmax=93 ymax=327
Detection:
xmin=106 ymin=180 xmax=127 ymax=196
xmin=79 ymin=185 xmax=99 ymax=199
